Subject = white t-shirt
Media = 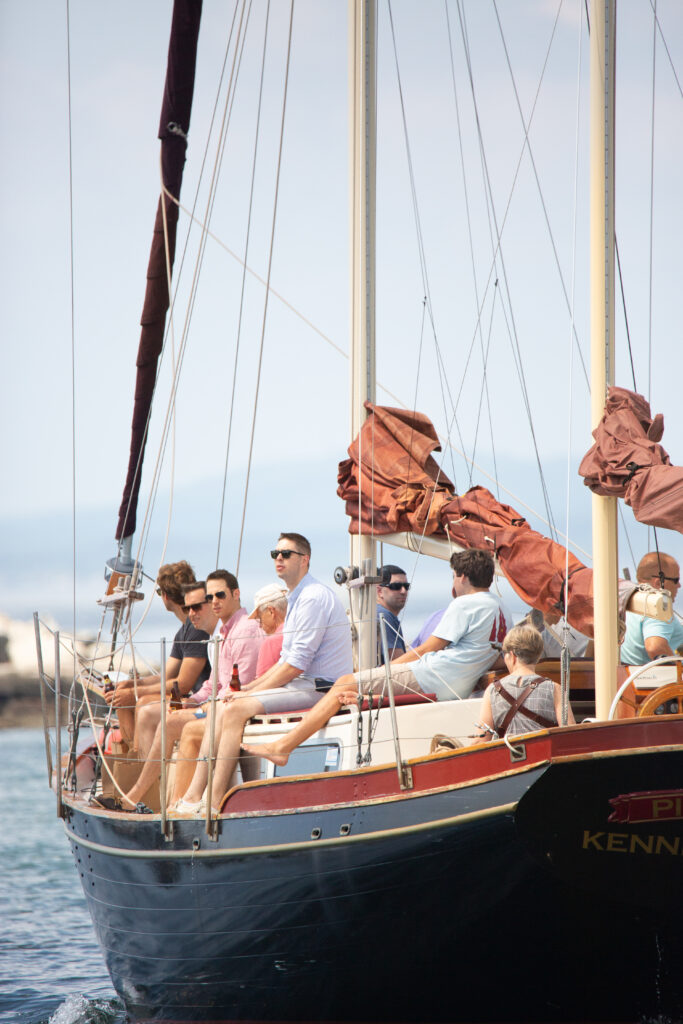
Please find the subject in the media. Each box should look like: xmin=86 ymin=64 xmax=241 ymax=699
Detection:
xmin=411 ymin=590 xmax=509 ymax=700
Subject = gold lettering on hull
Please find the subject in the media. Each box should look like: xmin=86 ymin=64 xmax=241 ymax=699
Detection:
xmin=582 ymin=830 xmax=681 ymax=854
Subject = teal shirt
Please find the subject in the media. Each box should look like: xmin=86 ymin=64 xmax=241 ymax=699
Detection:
xmin=620 ymin=611 xmax=683 ymax=665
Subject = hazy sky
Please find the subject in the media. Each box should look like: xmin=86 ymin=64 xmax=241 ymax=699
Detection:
xmin=2 ymin=0 xmax=683 ymax=639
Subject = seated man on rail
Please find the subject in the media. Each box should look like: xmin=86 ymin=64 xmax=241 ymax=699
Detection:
xmin=104 ymin=560 xmax=211 ymax=747
xmin=245 ymin=548 xmax=510 ymax=770
xmin=170 ymin=582 xmax=288 ymax=803
xmin=621 ymin=551 xmax=683 ymax=665
xmin=102 ymin=570 xmax=262 ymax=812
xmin=174 ymin=532 xmax=352 ymax=813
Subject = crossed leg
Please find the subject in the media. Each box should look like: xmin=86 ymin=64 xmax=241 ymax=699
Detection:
xmin=243 ymin=676 xmax=357 ymax=767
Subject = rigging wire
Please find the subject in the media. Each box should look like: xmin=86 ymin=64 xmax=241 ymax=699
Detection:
xmin=493 ymin=0 xmax=590 ymax=393
xmin=561 ymin=0 xmax=585 ymax=720
xmin=65 ymin=0 xmax=77 ymax=683
xmin=113 ymin=0 xmax=244 ymax=575
xmin=235 ymin=0 xmax=296 ymax=574
xmin=385 ymin=0 xmax=469 ymax=488
xmin=454 ymin=0 xmax=559 ymax=539
xmin=615 ymin=237 xmax=637 ymax=391
xmin=216 ymin=0 xmax=269 ymax=568
xmin=135 ymin=1 xmax=252 ymax=573
xmin=444 ymin=0 xmax=495 ymax=496
xmin=647 ymin=0 xmax=658 ymax=405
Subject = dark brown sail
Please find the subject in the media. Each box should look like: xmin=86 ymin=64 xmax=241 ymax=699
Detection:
xmin=579 ymin=385 xmax=683 ymax=532
xmin=115 ymin=0 xmax=203 ymax=542
xmin=338 ymin=403 xmax=595 ymax=636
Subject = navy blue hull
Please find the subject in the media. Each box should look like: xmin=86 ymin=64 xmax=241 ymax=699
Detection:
xmin=64 ymin=739 xmax=683 ymax=1022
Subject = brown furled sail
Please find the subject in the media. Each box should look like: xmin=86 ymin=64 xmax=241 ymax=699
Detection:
xmin=115 ymin=0 xmax=203 ymax=543
xmin=579 ymin=385 xmax=683 ymax=533
xmin=338 ymin=403 xmax=595 ymax=636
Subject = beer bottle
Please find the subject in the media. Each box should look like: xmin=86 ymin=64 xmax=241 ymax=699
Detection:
xmin=230 ymin=663 xmax=241 ymax=692
xmin=170 ymin=681 xmax=183 ymax=710
xmin=103 ymin=675 xmax=114 ymax=694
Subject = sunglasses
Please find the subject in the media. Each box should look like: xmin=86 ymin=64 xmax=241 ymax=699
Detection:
xmin=156 ymin=587 xmax=164 ymax=596
xmin=184 ymin=599 xmax=208 ymax=613
xmin=383 ymin=582 xmax=410 ymax=592
xmin=207 ymin=590 xmax=228 ymax=601
xmin=270 ymin=549 xmax=303 ymax=560
xmin=651 ymin=574 xmax=680 ymax=585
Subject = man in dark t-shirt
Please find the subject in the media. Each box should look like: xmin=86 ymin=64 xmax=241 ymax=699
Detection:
xmin=105 ymin=564 xmax=215 ymax=747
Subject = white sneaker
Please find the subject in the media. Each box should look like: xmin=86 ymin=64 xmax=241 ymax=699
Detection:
xmin=171 ymin=797 xmax=203 ymax=815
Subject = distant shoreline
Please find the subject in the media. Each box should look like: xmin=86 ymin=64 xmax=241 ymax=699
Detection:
xmin=0 ymin=669 xmax=68 ymax=729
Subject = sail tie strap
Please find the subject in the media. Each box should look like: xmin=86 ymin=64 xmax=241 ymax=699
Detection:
xmin=166 ymin=121 xmax=187 ymax=140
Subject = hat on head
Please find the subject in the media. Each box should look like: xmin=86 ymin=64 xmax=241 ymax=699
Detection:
xmin=249 ymin=583 xmax=288 ymax=618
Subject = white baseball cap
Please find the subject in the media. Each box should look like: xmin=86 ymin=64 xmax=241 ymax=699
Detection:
xmin=248 ymin=583 xmax=288 ymax=618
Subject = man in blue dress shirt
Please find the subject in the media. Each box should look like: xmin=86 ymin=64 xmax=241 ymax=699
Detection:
xmin=176 ymin=532 xmax=352 ymax=812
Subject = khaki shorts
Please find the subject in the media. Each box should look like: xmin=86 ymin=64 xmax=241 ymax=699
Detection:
xmin=354 ymin=662 xmax=423 ymax=697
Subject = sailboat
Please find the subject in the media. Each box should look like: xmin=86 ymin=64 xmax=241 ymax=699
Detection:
xmin=34 ymin=1 xmax=683 ymax=1021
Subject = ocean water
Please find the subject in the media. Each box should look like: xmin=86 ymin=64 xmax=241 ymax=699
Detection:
xmin=0 ymin=729 xmax=124 ymax=1024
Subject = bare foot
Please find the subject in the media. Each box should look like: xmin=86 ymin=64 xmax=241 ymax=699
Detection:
xmin=242 ymin=742 xmax=290 ymax=767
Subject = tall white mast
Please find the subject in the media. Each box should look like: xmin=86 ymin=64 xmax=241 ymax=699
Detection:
xmin=589 ymin=0 xmax=618 ymax=718
xmin=348 ymin=0 xmax=378 ymax=671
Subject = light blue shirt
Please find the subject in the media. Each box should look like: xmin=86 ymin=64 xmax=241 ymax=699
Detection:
xmin=621 ymin=611 xmax=683 ymax=665
xmin=280 ymin=573 xmax=352 ymax=684
xmin=411 ymin=591 xmax=509 ymax=700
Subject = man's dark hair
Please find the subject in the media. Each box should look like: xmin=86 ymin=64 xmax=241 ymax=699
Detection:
xmin=278 ymin=532 xmax=311 ymax=558
xmin=449 ymin=549 xmax=494 ymax=588
xmin=206 ymin=569 xmax=239 ymax=592
xmin=380 ymin=564 xmax=406 ymax=585
xmin=156 ymin=560 xmax=196 ymax=606
xmin=182 ymin=580 xmax=206 ymax=596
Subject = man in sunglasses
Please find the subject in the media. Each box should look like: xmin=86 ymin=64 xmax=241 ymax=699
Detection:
xmin=376 ymin=564 xmax=409 ymax=664
xmin=104 ymin=561 xmax=211 ymax=747
xmin=174 ymin=532 xmax=352 ymax=813
xmin=119 ymin=569 xmax=263 ymax=811
xmin=621 ymin=551 xmax=683 ymax=664
xmin=246 ymin=548 xmax=510 ymax=771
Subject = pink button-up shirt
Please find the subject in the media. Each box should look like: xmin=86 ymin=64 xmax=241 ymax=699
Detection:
xmin=192 ymin=608 xmax=263 ymax=704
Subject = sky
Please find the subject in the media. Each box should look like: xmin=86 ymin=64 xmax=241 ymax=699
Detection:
xmin=2 ymin=0 xmax=683 ymax=649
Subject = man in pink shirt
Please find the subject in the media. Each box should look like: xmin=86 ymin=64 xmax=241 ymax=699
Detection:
xmin=190 ymin=570 xmax=263 ymax=703
xmin=113 ymin=570 xmax=262 ymax=812
xmin=169 ymin=582 xmax=288 ymax=804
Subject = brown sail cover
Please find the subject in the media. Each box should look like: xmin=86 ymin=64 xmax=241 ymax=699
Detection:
xmin=337 ymin=403 xmax=454 ymax=536
xmin=338 ymin=403 xmax=595 ymax=635
xmin=116 ymin=0 xmax=203 ymax=541
xmin=579 ymin=385 xmax=683 ymax=532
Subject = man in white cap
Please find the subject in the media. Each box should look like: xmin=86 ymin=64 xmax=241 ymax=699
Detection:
xmin=249 ymin=583 xmax=289 ymax=676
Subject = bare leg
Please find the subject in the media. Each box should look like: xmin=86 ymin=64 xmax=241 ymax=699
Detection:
xmin=181 ymin=703 xmax=228 ymax=803
xmin=170 ymin=719 xmax=206 ymax=802
xmin=135 ymin=703 xmax=163 ymax=759
xmin=122 ymin=709 xmax=197 ymax=809
xmin=116 ymin=706 xmax=136 ymax=748
xmin=243 ymin=678 xmax=356 ymax=767
xmin=131 ymin=693 xmax=160 ymax=752
xmin=204 ymin=697 xmax=265 ymax=810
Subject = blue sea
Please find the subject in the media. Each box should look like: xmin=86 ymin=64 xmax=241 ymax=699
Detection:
xmin=0 ymin=729 xmax=124 ymax=1024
